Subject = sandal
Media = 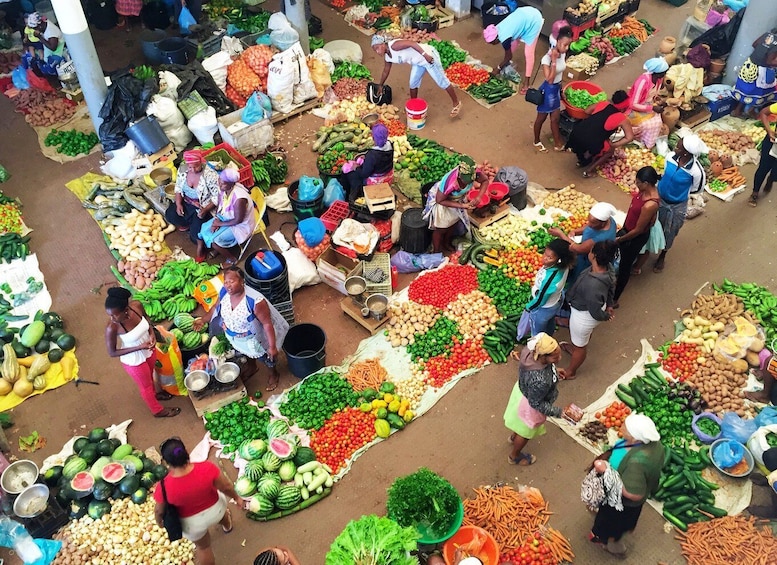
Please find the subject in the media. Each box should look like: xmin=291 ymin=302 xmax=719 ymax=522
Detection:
xmin=630 ymin=268 xmax=641 ymax=276
xmin=222 ymin=509 xmax=233 ymax=534
xmin=195 ymin=254 xmax=206 ymax=263
xmin=265 ymin=380 xmax=279 ymax=392
xmin=450 ymin=101 xmax=462 ymax=117
xmin=519 ymin=85 xmax=529 ymax=95
xmin=154 ymin=407 xmax=181 ymax=418
xmin=582 ymin=170 xmax=592 ymax=178
xmin=508 ymin=433 xmax=516 ymax=444
xmin=652 ymin=260 xmax=665 ymax=274
xmin=220 ymin=258 xmax=237 ymax=269
xmin=559 ymin=341 xmax=573 ymax=355
xmin=508 ymin=453 xmax=536 ymax=466
xmin=533 ymin=141 xmax=548 ymax=153
xmin=749 ymin=193 xmax=758 ymax=207
xmin=155 ymin=391 xmax=173 ymax=401
xmin=553 ymin=146 xmax=567 ymax=152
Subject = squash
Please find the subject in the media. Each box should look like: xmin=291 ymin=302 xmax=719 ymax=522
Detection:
xmin=59 ymin=355 xmax=75 ymax=382
xmin=32 ymin=375 xmax=46 ymax=391
xmin=16 ymin=356 xmax=34 ymax=368
xmin=0 ymin=379 xmax=11 ymax=396
xmin=27 ymin=355 xmax=51 ymax=381
xmin=13 ymin=377 xmax=33 ymax=398
xmin=1 ymin=343 xmax=19 ymax=383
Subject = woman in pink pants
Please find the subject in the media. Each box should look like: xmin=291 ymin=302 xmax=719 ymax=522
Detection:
xmin=104 ymin=287 xmax=180 ymax=418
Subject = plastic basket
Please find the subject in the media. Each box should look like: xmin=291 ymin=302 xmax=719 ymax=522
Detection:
xmin=357 ymin=252 xmax=392 ymax=296
xmin=186 ymin=30 xmax=226 ymax=58
xmin=417 ymin=499 xmax=464 ymax=545
xmin=563 ymin=7 xmax=596 ymax=26
xmin=178 ymin=91 xmax=208 ymax=120
xmin=202 ymin=142 xmax=254 ymax=188
xmin=321 ymin=200 xmax=351 ymax=232
xmin=692 ymin=412 xmax=723 ymax=444
xmin=239 ymin=29 xmax=271 ymax=49
xmin=273 ymin=299 xmax=295 ymax=325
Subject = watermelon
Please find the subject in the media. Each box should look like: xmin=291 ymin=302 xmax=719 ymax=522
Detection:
xmin=268 ymin=438 xmax=296 ymax=461
xmin=90 ymin=456 xmax=112 ymax=480
xmin=261 ymin=451 xmax=281 ymax=472
xmin=111 ymin=444 xmax=133 ymax=461
xmin=173 ymin=313 xmax=195 ymax=331
xmin=171 ymin=328 xmax=185 ymax=343
xmin=256 ymin=473 xmax=281 ymax=500
xmin=73 ymin=437 xmax=90 ymax=454
xmin=87 ymin=499 xmax=112 ymax=520
xmin=278 ymin=461 xmax=297 ymax=482
xmin=88 ymin=428 xmax=109 ymax=443
xmin=69 ymin=499 xmax=90 ymax=520
xmin=239 ymin=439 xmax=267 ymax=461
xmin=112 ymin=486 xmax=127 ymax=500
xmin=63 ymin=457 xmax=88 ymax=480
xmin=276 ymin=485 xmax=302 ymax=509
xmin=247 ymin=494 xmax=274 ymax=516
xmin=140 ymin=457 xmax=154 ymax=472
xmin=293 ymin=447 xmax=317 ymax=467
xmin=139 ymin=471 xmax=157 ymax=489
xmin=244 ymin=461 xmax=264 ymax=482
xmin=70 ymin=471 xmax=95 ymax=495
xmin=92 ymin=480 xmax=113 ymax=501
xmin=267 ymin=420 xmax=290 ymax=439
xmin=43 ymin=465 xmax=63 ymax=487
xmin=131 ymin=487 xmax=148 ymax=504
xmin=57 ymin=484 xmax=77 ymax=503
xmin=152 ymin=464 xmax=168 ymax=480
xmin=109 ymin=438 xmax=122 ymax=451
xmin=234 ymin=476 xmax=257 ymax=498
xmin=122 ymin=455 xmax=143 ymax=473
xmin=78 ymin=446 xmax=99 ymax=466
xmin=101 ymin=462 xmax=127 ymax=484
xmin=97 ymin=439 xmax=114 ymax=456
xmin=119 ymin=475 xmax=140 ymax=495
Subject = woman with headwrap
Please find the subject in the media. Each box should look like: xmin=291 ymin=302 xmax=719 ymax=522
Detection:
xmin=483 ymin=6 xmax=544 ymax=95
xmin=165 ymin=150 xmax=220 ymax=242
xmin=421 ymin=156 xmax=490 ymax=253
xmin=627 ymin=57 xmax=669 ymax=149
xmin=371 ymin=35 xmax=461 ymax=117
xmin=589 ymin=413 xmax=664 ymax=556
xmin=504 ymin=332 xmax=575 ymax=465
xmin=565 ymin=90 xmax=635 ymax=177
xmin=196 ymin=168 xmax=258 ymax=268
xmin=532 ymin=26 xmax=573 ymax=152
xmin=253 ymin=548 xmax=302 ymax=565
xmin=342 ymin=123 xmax=395 ymax=204
xmin=549 ymin=202 xmax=617 ymax=283
xmin=653 ymin=134 xmax=707 ymax=273
xmin=732 ymin=29 xmax=777 ymax=119
xmin=517 ymin=238 xmax=574 ymax=339
xmin=154 ymin=438 xmax=239 ymax=565
xmin=749 ymin=102 xmax=777 ymax=207
xmin=104 ymin=287 xmax=180 ymax=418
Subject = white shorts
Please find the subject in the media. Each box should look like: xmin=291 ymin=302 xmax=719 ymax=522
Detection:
xmin=569 ymin=307 xmax=601 ymax=347
xmin=181 ymin=492 xmax=227 ymax=541
xmin=409 ymin=48 xmax=451 ymax=91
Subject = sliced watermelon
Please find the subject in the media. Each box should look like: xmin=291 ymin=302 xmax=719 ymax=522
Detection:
xmin=101 ymin=462 xmax=127 ymax=484
xmin=70 ymin=471 xmax=95 ymax=497
xmin=268 ymin=438 xmax=296 ymax=461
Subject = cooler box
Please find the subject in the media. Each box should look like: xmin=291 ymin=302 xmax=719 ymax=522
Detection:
xmin=250 ymin=251 xmax=284 ymax=279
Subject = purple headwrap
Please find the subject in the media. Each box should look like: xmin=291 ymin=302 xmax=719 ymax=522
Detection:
xmin=219 ymin=168 xmax=240 ymax=183
xmin=372 ymin=123 xmax=389 ymax=147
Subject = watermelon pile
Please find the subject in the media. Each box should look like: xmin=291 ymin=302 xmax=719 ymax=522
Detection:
xmin=44 ymin=427 xmax=168 ymax=521
xmin=171 ymin=313 xmax=209 ymax=350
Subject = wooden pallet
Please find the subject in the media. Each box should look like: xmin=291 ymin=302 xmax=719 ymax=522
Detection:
xmin=189 ymin=383 xmax=247 ymax=417
xmin=468 ymin=201 xmax=510 ymax=229
xmin=270 ymin=98 xmax=322 ymax=124
xmin=430 ymin=7 xmax=455 ymax=27
xmin=341 ymin=297 xmax=390 ymax=335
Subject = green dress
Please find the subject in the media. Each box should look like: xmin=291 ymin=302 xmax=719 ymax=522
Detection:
xmin=503 ymin=348 xmax=562 ymax=439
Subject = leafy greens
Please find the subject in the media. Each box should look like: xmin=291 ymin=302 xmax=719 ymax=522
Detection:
xmin=325 ymin=515 xmax=419 ymax=565
xmin=386 ymin=467 xmax=461 ymax=538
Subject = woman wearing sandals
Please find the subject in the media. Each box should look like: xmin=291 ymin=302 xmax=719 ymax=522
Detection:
xmin=104 ymin=288 xmax=180 ymax=418
xmin=154 ymin=438 xmax=239 ymax=565
xmin=532 ymin=27 xmax=573 ymax=153
xmin=483 ymin=6 xmax=544 ymax=95
xmin=504 ymin=333 xmax=576 ymax=466
xmin=749 ymin=102 xmax=777 ymax=207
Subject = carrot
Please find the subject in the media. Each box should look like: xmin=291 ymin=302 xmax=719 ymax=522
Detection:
xmin=680 ymin=515 xmax=777 ymax=565
xmin=344 ymin=358 xmax=387 ymax=391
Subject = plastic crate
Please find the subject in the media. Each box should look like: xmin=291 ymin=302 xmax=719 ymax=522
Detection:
xmin=563 ymin=7 xmax=596 ymax=26
xmin=274 ymin=299 xmax=295 ymax=325
xmin=239 ymin=29 xmax=271 ymax=49
xmin=321 ymin=200 xmax=351 ymax=232
xmin=596 ymin=1 xmax=620 ymax=23
xmin=568 ymin=18 xmax=596 ymax=40
xmin=217 ymin=107 xmax=274 ymax=157
xmin=187 ymin=30 xmax=226 ymax=58
xmin=707 ymin=96 xmax=735 ymax=121
xmin=178 ymin=91 xmax=208 ymax=120
xmin=202 ymin=143 xmax=254 ymax=188
xmin=357 ymin=252 xmax=392 ymax=296
xmin=627 ymin=0 xmax=641 ymax=13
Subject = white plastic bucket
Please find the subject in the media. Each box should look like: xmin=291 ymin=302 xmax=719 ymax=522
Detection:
xmin=406 ymin=98 xmax=428 ymax=130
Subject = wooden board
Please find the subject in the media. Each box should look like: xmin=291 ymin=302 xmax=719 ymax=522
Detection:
xmin=189 ymin=383 xmax=247 ymax=417
xmin=341 ymin=297 xmax=390 ymax=335
xmin=468 ymin=202 xmax=510 ymax=229
xmin=679 ymin=108 xmax=711 ymax=129
xmin=270 ymin=98 xmax=322 ymax=125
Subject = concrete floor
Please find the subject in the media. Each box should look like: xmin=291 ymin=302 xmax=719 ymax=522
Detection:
xmin=1 ymin=0 xmax=776 ymax=563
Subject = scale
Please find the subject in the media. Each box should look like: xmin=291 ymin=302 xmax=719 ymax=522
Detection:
xmin=341 ymin=275 xmax=390 ymax=334
xmin=187 ymin=355 xmax=250 ymax=417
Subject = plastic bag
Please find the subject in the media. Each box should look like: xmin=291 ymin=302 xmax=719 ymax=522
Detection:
xmin=267 ymin=49 xmax=298 ymax=114
xmin=298 ymin=217 xmax=326 ymax=247
xmin=712 ymin=438 xmax=745 ymax=468
xmin=312 ymin=48 xmax=335 ymax=74
xmin=157 ymin=70 xmax=182 ymax=101
xmin=756 ymin=406 xmax=777 ymax=428
xmin=268 ymin=13 xmax=300 ymax=52
xmin=500 ymin=63 xmax=521 ymax=83
xmin=308 ymin=56 xmax=332 ymax=98
xmin=324 ymin=178 xmax=345 ymax=207
xmin=0 ymin=516 xmax=44 ymax=562
xmin=282 ymin=246 xmax=320 ymax=292
xmin=243 ymin=92 xmax=268 ymax=124
xmin=298 ymin=175 xmax=324 ymax=202
xmin=178 ymin=6 xmax=197 ymax=34
xmin=155 ymin=325 xmax=186 ymax=396
xmin=721 ymin=411 xmax=758 ymax=444
xmin=322 ymin=40 xmax=363 ymax=63
xmin=187 ymin=106 xmax=218 ymax=145
xmin=202 ymin=51 xmax=233 ymax=92
xmin=747 ymin=423 xmax=777 ymax=466
xmin=0 ymin=165 xmax=9 ymax=183
xmin=12 ymin=66 xmax=29 ymax=90
xmin=366 ymin=82 xmax=392 ymax=105
xmin=390 ymin=251 xmax=445 ymax=273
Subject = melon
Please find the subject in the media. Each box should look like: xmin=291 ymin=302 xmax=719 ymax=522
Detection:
xmin=256 ymin=473 xmax=281 ymax=500
xmin=69 ymin=499 xmax=90 ymax=520
xmin=267 ymin=420 xmax=290 ymax=439
xmin=278 ymin=460 xmax=297 ymax=482
xmin=111 ymin=444 xmax=133 ymax=461
xmin=173 ymin=313 xmax=195 ymax=331
xmin=43 ymin=465 xmax=63 ymax=487
xmin=131 ymin=487 xmax=148 ymax=505
xmin=90 ymin=456 xmax=112 ymax=480
xmin=248 ymin=494 xmax=274 ymax=516
xmin=262 ymin=451 xmax=281 ymax=472
xmin=293 ymin=447 xmax=317 ymax=467
xmin=269 ymin=438 xmax=297 ymax=461
xmin=275 ymin=485 xmax=302 ymax=510
xmin=122 ymin=455 xmax=144 ymax=473
xmin=238 ymin=439 xmax=267 ymax=461
xmin=101 ymin=462 xmax=127 ymax=484
xmin=139 ymin=471 xmax=157 ymax=489
xmin=70 ymin=471 xmax=95 ymax=495
xmin=73 ymin=437 xmax=90 ymax=454
xmin=118 ymin=475 xmax=140 ymax=496
xmin=92 ymin=480 xmax=113 ymax=501
xmin=87 ymin=499 xmax=112 ymax=520
xmin=235 ymin=476 xmax=257 ymax=498
xmin=244 ymin=460 xmax=265 ymax=482
xmin=62 ymin=457 xmax=88 ymax=480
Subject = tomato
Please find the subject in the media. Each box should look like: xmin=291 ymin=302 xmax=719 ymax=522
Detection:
xmin=310 ymin=409 xmax=376 ymax=472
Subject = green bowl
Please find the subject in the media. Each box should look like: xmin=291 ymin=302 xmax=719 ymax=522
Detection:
xmin=416 ymin=499 xmax=464 ymax=545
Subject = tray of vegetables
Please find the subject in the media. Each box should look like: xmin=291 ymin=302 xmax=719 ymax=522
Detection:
xmin=467 ymin=77 xmax=515 ymax=105
xmin=331 ymin=61 xmax=372 ymax=82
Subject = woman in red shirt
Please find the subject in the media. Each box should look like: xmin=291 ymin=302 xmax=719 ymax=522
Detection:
xmin=154 ymin=438 xmax=239 ymax=565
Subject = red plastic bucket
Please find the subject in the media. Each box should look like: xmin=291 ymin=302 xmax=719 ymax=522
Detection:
xmin=406 ymin=98 xmax=428 ymax=130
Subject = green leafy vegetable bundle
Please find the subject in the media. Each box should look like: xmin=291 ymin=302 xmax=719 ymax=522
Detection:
xmin=331 ymin=62 xmax=372 ymax=82
xmin=325 ymin=515 xmax=419 ymax=565
xmin=386 ymin=467 xmax=461 ymax=538
xmin=563 ymin=87 xmax=607 ymax=110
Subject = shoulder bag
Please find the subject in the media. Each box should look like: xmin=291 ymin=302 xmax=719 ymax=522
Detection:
xmin=524 ymin=64 xmax=544 ymax=106
xmin=160 ymin=478 xmax=183 ymax=541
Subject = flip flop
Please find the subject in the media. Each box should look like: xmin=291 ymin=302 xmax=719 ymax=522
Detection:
xmin=265 ymin=381 xmax=279 ymax=392
xmin=582 ymin=171 xmax=592 ymax=178
xmin=221 ymin=258 xmax=237 ymax=269
xmin=749 ymin=194 xmax=758 ymax=207
xmin=155 ymin=391 xmax=173 ymax=401
xmin=450 ymin=101 xmax=462 ymax=117
xmin=533 ymin=142 xmax=548 ymax=153
xmin=652 ymin=261 xmax=665 ymax=274
xmin=519 ymin=85 xmax=529 ymax=95
xmin=559 ymin=341 xmax=573 ymax=355
xmin=588 ymin=533 xmax=605 ymax=547
xmin=222 ymin=509 xmax=233 ymax=534
xmin=154 ymin=407 xmax=181 ymax=418
xmin=195 ymin=255 xmax=206 ymax=263
xmin=553 ymin=146 xmax=567 ymax=152
xmin=508 ymin=453 xmax=536 ymax=466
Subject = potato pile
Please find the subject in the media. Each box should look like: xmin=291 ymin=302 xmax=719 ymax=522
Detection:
xmin=118 ymin=253 xmax=171 ymax=290
xmin=687 ymin=357 xmax=749 ymax=417
xmin=683 ymin=293 xmax=745 ymax=326
xmin=332 ymin=78 xmax=370 ymax=100
xmin=0 ymin=51 xmax=21 ymax=74
xmin=698 ymin=130 xmax=753 ymax=155
xmin=387 ymin=301 xmax=441 ymax=347
xmin=599 ymin=147 xmax=660 ymax=193
xmin=542 ymin=185 xmax=597 ymax=219
xmin=323 ymin=97 xmax=401 ymax=125
xmin=444 ymin=290 xmax=500 ymax=340
xmin=24 ymin=98 xmax=76 ymax=126
xmin=13 ymin=88 xmax=58 ymax=113
xmin=105 ymin=210 xmax=173 ymax=260
xmin=566 ymin=53 xmax=599 ymax=76
xmin=479 ymin=161 xmax=497 ymax=181
xmin=565 ymin=0 xmax=598 ymax=18
xmin=389 ymin=28 xmax=438 ymax=43
xmin=740 ymin=123 xmax=767 ymax=145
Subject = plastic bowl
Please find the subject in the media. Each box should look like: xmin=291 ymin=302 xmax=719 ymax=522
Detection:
xmin=487 ymin=182 xmax=509 ymax=201
xmin=562 ymin=80 xmax=605 ymax=120
xmin=710 ymin=438 xmax=754 ymax=477
xmin=467 ymin=189 xmax=490 ymax=208
xmin=443 ymin=525 xmax=500 ymax=565
xmin=417 ymin=499 xmax=464 ymax=545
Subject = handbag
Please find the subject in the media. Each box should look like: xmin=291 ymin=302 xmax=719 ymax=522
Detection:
xmin=366 ymin=82 xmax=392 ymax=105
xmin=524 ymin=64 xmax=544 ymax=106
xmin=160 ymin=478 xmax=183 ymax=541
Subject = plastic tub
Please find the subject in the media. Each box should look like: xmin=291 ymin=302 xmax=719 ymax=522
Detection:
xmin=406 ymin=98 xmax=428 ymax=130
xmin=158 ymin=37 xmax=190 ymax=65
xmin=562 ymin=80 xmax=605 ymax=120
xmin=139 ymin=29 xmax=166 ymax=65
xmin=244 ymin=251 xmax=291 ymax=304
xmin=282 ymin=323 xmax=326 ymax=379
xmin=417 ymin=499 xmax=464 ymax=545
xmin=487 ymin=182 xmax=509 ymax=200
xmin=467 ymin=188 xmax=490 ymax=207
xmin=288 ymin=181 xmax=325 ymax=223
xmin=442 ymin=525 xmax=500 ymax=565
xmin=125 ymin=116 xmax=170 ymax=155
xmin=710 ymin=438 xmax=754 ymax=477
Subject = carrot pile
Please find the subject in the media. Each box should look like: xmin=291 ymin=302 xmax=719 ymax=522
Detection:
xmin=380 ymin=6 xmax=401 ymax=18
xmin=344 ymin=358 xmax=388 ymax=391
xmin=541 ymin=527 xmax=575 ymax=564
xmin=715 ymin=166 xmax=747 ymax=188
xmin=678 ymin=515 xmax=777 ymax=565
xmin=607 ymin=17 xmax=649 ymax=41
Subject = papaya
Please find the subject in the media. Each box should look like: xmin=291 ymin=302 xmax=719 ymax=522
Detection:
xmin=375 ymin=419 xmax=391 ymax=439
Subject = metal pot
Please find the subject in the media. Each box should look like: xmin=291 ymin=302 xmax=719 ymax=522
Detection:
xmin=1 ymin=460 xmax=39 ymax=495
xmin=184 ymin=370 xmax=210 ymax=392
xmin=14 ymin=484 xmax=50 ymax=518
xmin=215 ymin=362 xmax=240 ymax=384
xmin=365 ymin=293 xmax=389 ymax=321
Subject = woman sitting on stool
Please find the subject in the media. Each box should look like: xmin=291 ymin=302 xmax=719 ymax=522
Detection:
xmin=342 ymin=123 xmax=395 ymax=204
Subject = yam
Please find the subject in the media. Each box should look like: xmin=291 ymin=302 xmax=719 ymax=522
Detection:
xmin=745 ymin=351 xmax=761 ymax=367
xmin=730 ymin=359 xmax=749 ymax=374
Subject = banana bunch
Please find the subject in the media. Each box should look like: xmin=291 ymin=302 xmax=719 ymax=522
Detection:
xmin=134 ymin=259 xmax=220 ymax=322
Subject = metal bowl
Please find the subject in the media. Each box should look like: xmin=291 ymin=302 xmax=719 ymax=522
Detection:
xmin=163 ymin=183 xmax=176 ymax=201
xmin=1 ymin=460 xmax=40 ymax=495
xmin=361 ymin=113 xmax=379 ymax=126
xmin=366 ymin=293 xmax=389 ymax=320
xmin=215 ymin=362 xmax=240 ymax=384
xmin=710 ymin=438 xmax=754 ymax=478
xmin=14 ymin=484 xmax=50 ymax=518
xmin=150 ymin=167 xmax=173 ymax=187
xmin=184 ymin=370 xmax=210 ymax=392
xmin=345 ymin=276 xmax=367 ymax=297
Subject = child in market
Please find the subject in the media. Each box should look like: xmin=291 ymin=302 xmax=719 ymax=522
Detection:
xmin=744 ymin=348 xmax=777 ymax=405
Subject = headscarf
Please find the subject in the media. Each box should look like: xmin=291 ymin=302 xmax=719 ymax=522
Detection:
xmin=679 ymin=133 xmax=708 ymax=157
xmin=624 ymin=413 xmax=661 ymax=444
xmin=183 ymin=150 xmax=204 ymax=165
xmin=457 ymin=156 xmax=477 ymax=184
xmin=526 ymin=332 xmax=559 ymax=360
xmin=26 ymin=12 xmax=41 ymax=27
xmin=589 ymin=202 xmax=616 ymax=222
xmin=483 ymin=24 xmax=499 ymax=43
xmin=613 ymin=96 xmax=631 ymax=112
xmin=371 ymin=123 xmax=389 ymax=147
xmin=371 ymin=34 xmax=388 ymax=48
xmin=219 ymin=168 xmax=240 ymax=183
xmin=643 ymin=57 xmax=669 ymax=74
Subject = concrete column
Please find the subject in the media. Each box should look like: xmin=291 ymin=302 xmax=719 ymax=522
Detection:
xmin=285 ymin=0 xmax=310 ymax=55
xmin=723 ymin=0 xmax=777 ymax=85
xmin=51 ymin=0 xmax=107 ymax=134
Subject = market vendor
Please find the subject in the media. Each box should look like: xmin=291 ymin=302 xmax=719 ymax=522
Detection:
xmin=196 ymin=169 xmax=257 ymax=269
xmin=565 ymin=90 xmax=635 ymax=178
xmin=732 ymin=27 xmax=777 ymax=118
xmin=626 ymin=57 xmax=668 ymax=150
xmin=483 ymin=6 xmax=544 ymax=95
xmin=342 ymin=123 xmax=394 ymax=204
xmin=193 ymin=266 xmax=289 ymax=392
xmin=371 ymin=35 xmax=462 ymax=118
xmin=748 ymin=447 xmax=777 ymax=519
xmin=21 ymin=12 xmax=65 ymax=76
xmin=748 ymin=101 xmax=777 ymax=207
xmin=165 ymin=150 xmax=220 ymax=243
xmin=421 ymin=156 xmax=489 ymax=253
xmin=253 ymin=547 xmax=302 ymax=565
xmin=744 ymin=348 xmax=777 ymax=404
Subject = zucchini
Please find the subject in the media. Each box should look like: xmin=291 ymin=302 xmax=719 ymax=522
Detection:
xmin=319 ymin=133 xmax=355 ymax=153
xmin=614 ymin=389 xmax=637 ymax=409
xmin=617 ymin=383 xmax=633 ymax=395
xmin=312 ymin=131 xmax=330 ymax=151
xmin=663 ymin=510 xmax=688 ymax=531
xmin=666 ymin=502 xmax=694 ymax=516
xmin=123 ymin=189 xmax=149 ymax=212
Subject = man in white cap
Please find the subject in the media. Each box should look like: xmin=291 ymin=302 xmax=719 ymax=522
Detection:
xmin=653 ymin=133 xmax=707 ymax=273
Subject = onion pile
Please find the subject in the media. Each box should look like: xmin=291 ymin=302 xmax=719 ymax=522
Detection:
xmin=242 ymin=45 xmax=277 ymax=83
xmin=332 ymin=78 xmax=370 ymax=100
xmin=388 ymin=374 xmax=427 ymax=409
xmin=227 ymin=59 xmax=262 ymax=99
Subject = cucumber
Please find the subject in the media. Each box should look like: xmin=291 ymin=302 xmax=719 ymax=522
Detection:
xmin=614 ymin=389 xmax=636 ymax=409
xmin=616 ymin=383 xmax=633 ymax=395
xmin=699 ymin=504 xmax=727 ymax=517
xmin=123 ymin=189 xmax=149 ymax=212
xmin=663 ymin=510 xmax=688 ymax=531
xmin=666 ymin=502 xmax=694 ymax=516
xmin=661 ymin=473 xmax=685 ymax=490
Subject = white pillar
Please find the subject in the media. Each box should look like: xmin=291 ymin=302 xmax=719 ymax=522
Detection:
xmin=723 ymin=0 xmax=777 ymax=85
xmin=51 ymin=0 xmax=107 ymax=134
xmin=285 ymin=0 xmax=309 ymax=55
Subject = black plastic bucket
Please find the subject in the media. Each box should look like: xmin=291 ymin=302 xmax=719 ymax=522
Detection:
xmin=140 ymin=29 xmax=167 ymax=64
xmin=125 ymin=116 xmax=170 ymax=155
xmin=158 ymin=37 xmax=189 ymax=65
xmin=243 ymin=251 xmax=291 ymax=304
xmin=399 ymin=207 xmax=431 ymax=254
xmin=288 ymin=180 xmax=324 ymax=223
xmin=510 ymin=189 xmax=527 ymax=210
xmin=87 ymin=0 xmax=118 ymax=30
xmin=283 ymin=323 xmax=326 ymax=379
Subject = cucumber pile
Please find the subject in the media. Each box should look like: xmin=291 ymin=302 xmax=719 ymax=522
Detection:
xmin=482 ymin=312 xmax=522 ymax=363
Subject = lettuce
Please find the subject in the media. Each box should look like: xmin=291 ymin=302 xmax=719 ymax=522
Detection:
xmin=325 ymin=515 xmax=418 ymax=565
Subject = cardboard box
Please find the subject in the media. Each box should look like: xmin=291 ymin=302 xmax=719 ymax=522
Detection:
xmin=707 ymin=96 xmax=735 ymax=122
xmin=363 ymin=183 xmax=396 ymax=213
xmin=562 ymin=68 xmax=586 ymax=85
xmin=316 ymin=247 xmax=359 ymax=295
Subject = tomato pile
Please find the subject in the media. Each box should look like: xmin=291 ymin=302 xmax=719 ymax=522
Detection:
xmin=659 ymin=342 xmax=701 ymax=382
xmin=408 ymin=264 xmax=479 ymax=308
xmin=380 ymin=118 xmax=406 ymax=137
xmin=594 ymin=401 xmax=631 ymax=431
xmin=421 ymin=338 xmax=490 ymax=388
xmin=310 ymin=408 xmax=376 ymax=473
xmin=555 ymin=215 xmax=587 ymax=233
xmin=501 ymin=532 xmax=557 ymax=565
xmin=498 ymin=248 xmax=544 ymax=284
xmin=445 ymin=63 xmax=490 ymax=90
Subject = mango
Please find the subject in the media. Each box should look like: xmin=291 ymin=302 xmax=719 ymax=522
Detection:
xmin=403 ymin=410 xmax=414 ymax=423
xmin=371 ymin=399 xmax=387 ymax=409
xmin=359 ymin=402 xmax=372 ymax=413
xmin=388 ymin=400 xmax=401 ymax=413
xmin=375 ymin=419 xmax=391 ymax=439
xmin=383 ymin=393 xmax=394 ymax=403
xmin=376 ymin=408 xmax=388 ymax=419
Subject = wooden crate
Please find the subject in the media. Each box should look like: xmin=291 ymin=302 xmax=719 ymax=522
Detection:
xmin=596 ymin=0 xmax=621 ymax=23
xmin=341 ymin=297 xmax=390 ymax=335
xmin=364 ymin=183 xmax=396 ymax=213
xmin=468 ymin=202 xmax=510 ymax=229
xmin=430 ymin=6 xmax=455 ymax=27
xmin=189 ymin=383 xmax=247 ymax=417
xmin=679 ymin=108 xmax=711 ymax=129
